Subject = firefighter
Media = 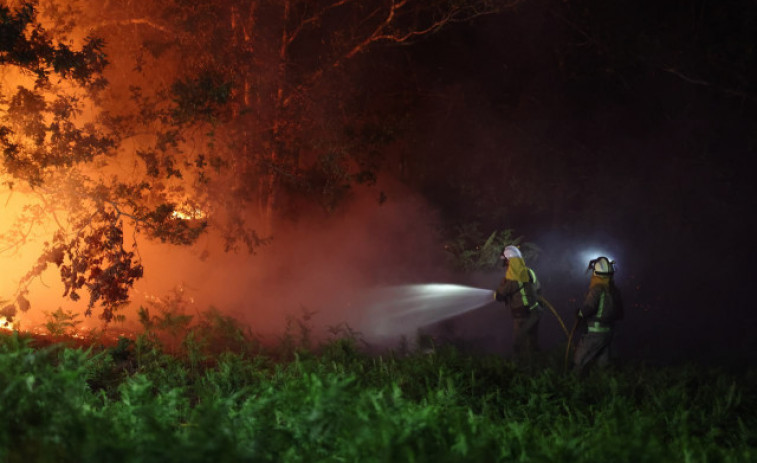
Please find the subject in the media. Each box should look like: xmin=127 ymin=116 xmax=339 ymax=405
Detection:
xmin=572 ymin=256 xmax=624 ymax=376
xmin=494 ymin=245 xmax=543 ymax=357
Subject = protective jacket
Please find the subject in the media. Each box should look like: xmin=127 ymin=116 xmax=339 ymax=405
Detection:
xmin=495 ymin=257 xmax=541 ymax=318
xmin=578 ymin=275 xmax=624 ymax=332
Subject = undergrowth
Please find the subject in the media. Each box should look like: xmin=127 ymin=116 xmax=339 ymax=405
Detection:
xmin=0 ymin=311 xmax=755 ymax=463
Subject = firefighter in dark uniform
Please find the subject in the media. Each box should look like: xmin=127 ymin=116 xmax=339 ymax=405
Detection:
xmin=494 ymin=245 xmax=543 ymax=357
xmin=573 ymin=256 xmax=624 ymax=376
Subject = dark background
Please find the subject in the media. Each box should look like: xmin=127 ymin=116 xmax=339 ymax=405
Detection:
xmin=369 ymin=0 xmax=757 ymax=364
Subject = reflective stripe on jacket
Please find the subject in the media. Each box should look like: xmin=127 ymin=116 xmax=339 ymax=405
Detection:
xmin=579 ymin=280 xmax=623 ymax=331
xmin=495 ymin=268 xmax=540 ymax=316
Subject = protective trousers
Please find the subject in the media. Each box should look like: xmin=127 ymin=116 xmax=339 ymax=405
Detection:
xmin=572 ymin=330 xmax=614 ymax=376
xmin=512 ymin=308 xmax=541 ymax=356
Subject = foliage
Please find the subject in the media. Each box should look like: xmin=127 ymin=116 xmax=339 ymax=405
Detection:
xmin=132 ymin=288 xmax=260 ymax=368
xmin=0 ymin=2 xmax=107 ymax=89
xmin=0 ymin=2 xmax=208 ymax=322
xmin=443 ymin=223 xmax=540 ymax=273
xmin=1 ymin=0 xmax=509 ymax=324
xmin=43 ymin=307 xmax=82 ymax=337
xmin=0 ymin=322 xmax=755 ymax=462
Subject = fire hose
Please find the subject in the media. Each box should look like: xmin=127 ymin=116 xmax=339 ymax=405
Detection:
xmin=563 ymin=318 xmax=579 ymax=373
xmin=537 ymin=296 xmax=578 ymax=373
xmin=537 ymin=296 xmax=569 ymax=339
xmin=494 ymin=291 xmax=577 ymax=371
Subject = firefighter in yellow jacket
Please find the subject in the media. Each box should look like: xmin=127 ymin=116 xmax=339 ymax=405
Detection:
xmin=494 ymin=245 xmax=543 ymax=356
xmin=573 ymin=256 xmax=624 ymax=376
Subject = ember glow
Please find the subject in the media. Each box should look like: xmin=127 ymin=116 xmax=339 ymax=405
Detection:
xmin=0 ymin=316 xmax=13 ymax=331
xmin=171 ymin=205 xmax=206 ymax=221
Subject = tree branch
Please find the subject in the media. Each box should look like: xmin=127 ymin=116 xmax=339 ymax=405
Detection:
xmin=283 ymin=0 xmax=514 ymax=108
xmin=662 ymin=67 xmax=711 ymax=87
xmin=287 ymin=0 xmax=359 ymax=46
xmin=663 ymin=67 xmax=757 ymax=103
xmin=88 ymin=18 xmax=173 ymax=35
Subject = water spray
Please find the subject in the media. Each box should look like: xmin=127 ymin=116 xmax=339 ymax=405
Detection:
xmin=361 ymin=284 xmax=495 ymax=339
xmin=360 ymin=284 xmax=571 ymax=345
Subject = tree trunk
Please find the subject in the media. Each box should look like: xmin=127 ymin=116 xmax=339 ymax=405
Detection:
xmin=258 ymin=0 xmax=291 ymax=235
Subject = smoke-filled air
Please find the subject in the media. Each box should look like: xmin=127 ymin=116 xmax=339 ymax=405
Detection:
xmin=1 ymin=0 xmax=755 ymax=363
xmin=0 ymin=0 xmax=516 ymax=350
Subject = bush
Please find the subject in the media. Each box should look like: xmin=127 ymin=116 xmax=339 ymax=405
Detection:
xmin=0 ymin=327 xmax=755 ymax=462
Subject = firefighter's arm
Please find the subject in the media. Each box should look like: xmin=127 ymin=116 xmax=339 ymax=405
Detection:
xmin=494 ymin=280 xmax=515 ymax=302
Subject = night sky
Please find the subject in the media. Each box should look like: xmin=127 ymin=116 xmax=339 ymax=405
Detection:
xmin=370 ymin=0 xmax=757 ymax=364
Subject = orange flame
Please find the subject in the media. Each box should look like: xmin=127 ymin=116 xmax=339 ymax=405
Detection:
xmin=0 ymin=316 xmax=13 ymax=331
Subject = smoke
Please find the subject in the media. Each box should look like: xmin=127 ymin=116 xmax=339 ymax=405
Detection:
xmin=1 ymin=169 xmax=464 ymax=347
xmin=0 ymin=3 xmax=458 ymax=342
xmin=121 ymin=179 xmax=453 ymax=341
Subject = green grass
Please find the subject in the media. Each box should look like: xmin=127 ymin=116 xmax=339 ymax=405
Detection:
xmin=0 ymin=325 xmax=755 ymax=463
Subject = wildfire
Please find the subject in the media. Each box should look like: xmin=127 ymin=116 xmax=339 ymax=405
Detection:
xmin=0 ymin=316 xmax=14 ymax=331
xmin=171 ymin=204 xmax=206 ymax=221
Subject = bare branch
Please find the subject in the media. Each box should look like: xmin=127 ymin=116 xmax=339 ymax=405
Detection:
xmin=341 ymin=0 xmax=405 ymax=61
xmin=345 ymin=0 xmax=517 ymax=55
xmin=0 ymin=221 xmax=34 ymax=256
xmin=88 ymin=18 xmax=173 ymax=35
xmin=284 ymin=0 xmax=516 ymax=108
xmin=663 ymin=67 xmax=711 ymax=87
xmin=287 ymin=0 xmax=359 ymax=46
xmin=663 ymin=67 xmax=757 ymax=103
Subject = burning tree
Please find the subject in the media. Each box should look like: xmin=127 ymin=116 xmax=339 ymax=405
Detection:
xmin=0 ymin=0 xmax=517 ymax=323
